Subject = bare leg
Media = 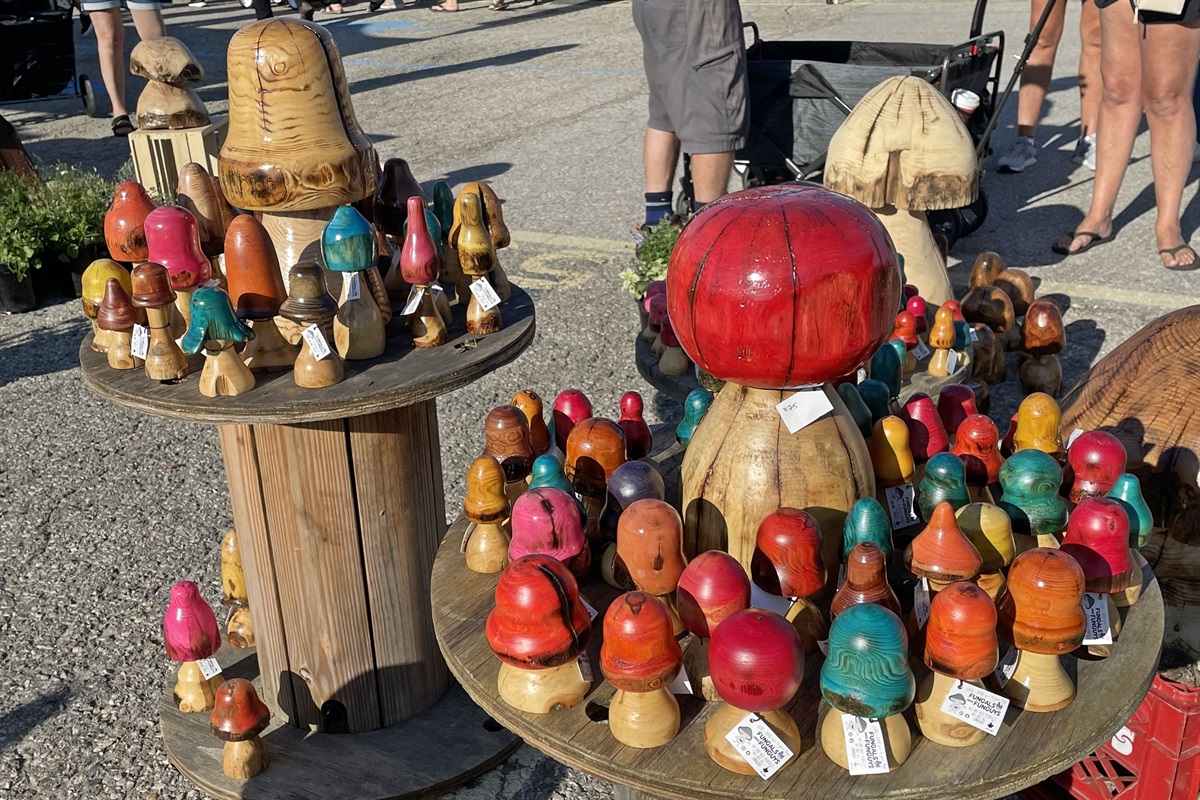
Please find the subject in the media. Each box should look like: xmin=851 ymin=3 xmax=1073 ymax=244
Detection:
xmin=1141 ymin=19 xmax=1200 ymax=267
xmin=89 ymin=9 xmax=127 ymax=119
xmin=1078 ymin=0 xmax=1103 ymax=134
xmin=129 ymin=7 xmax=165 ymax=40
xmin=689 ymin=152 xmax=734 ymax=205
xmin=1062 ymin=4 xmax=1141 ymax=253
xmin=1016 ymin=0 xmax=1068 ymax=138
xmin=644 ymin=127 xmax=680 ymax=194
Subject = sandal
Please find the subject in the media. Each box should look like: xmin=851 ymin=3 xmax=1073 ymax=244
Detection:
xmin=369 ymin=0 xmax=396 ymax=9
xmin=430 ymin=3 xmax=457 ymax=9
xmin=1051 ymin=229 xmax=1114 ymax=256
xmin=488 ymin=1 xmax=510 ymax=8
xmin=321 ymin=2 xmax=344 ymax=11
xmin=1160 ymin=244 xmax=1200 ymax=271
xmin=111 ymin=115 xmax=135 ymax=137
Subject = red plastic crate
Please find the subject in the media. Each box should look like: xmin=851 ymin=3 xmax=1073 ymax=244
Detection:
xmin=1025 ymin=675 xmax=1200 ymax=800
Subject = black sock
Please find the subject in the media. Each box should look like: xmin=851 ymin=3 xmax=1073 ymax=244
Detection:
xmin=644 ymin=191 xmax=673 ymax=226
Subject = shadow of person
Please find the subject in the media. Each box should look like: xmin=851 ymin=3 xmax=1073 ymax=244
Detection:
xmin=0 ymin=686 xmax=73 ymax=754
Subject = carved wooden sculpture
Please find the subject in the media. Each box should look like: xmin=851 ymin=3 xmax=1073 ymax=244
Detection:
xmin=322 ymin=206 xmax=385 ymax=360
xmin=450 ymin=182 xmax=511 ymax=301
xmin=995 ymin=268 xmax=1034 ymax=318
xmin=969 ymin=252 xmax=1004 ymax=290
xmin=871 ymin=416 xmax=917 ymax=527
xmin=552 ymin=389 xmax=593 ymax=454
xmin=600 ymin=592 xmax=683 ymax=748
xmin=130 ymin=37 xmax=209 ymax=130
xmin=913 ymin=581 xmax=998 ymax=746
xmin=832 ymin=542 xmax=902 ymax=619
xmin=374 ymin=158 xmax=426 ymax=240
xmin=1067 ymin=430 xmax=1127 ymax=504
xmin=105 ymin=181 xmax=156 ymax=263
xmin=956 ymin=502 xmax=1016 ymax=599
xmin=224 ymin=215 xmax=296 ymax=372
xmin=483 ymin=404 xmax=534 ymax=508
xmin=528 ymin=455 xmax=582 ymax=517
xmin=278 ymin=261 xmax=344 ymax=388
xmin=951 ymin=414 xmax=1003 ymax=502
xmin=176 ymin=162 xmax=228 ymax=258
xmin=841 ymin=498 xmax=894 ymax=564
xmin=463 ymin=456 xmax=510 ymax=574
xmin=599 ymin=460 xmax=665 ymax=573
xmin=892 ymin=311 xmax=920 ymax=374
xmin=1108 ymin=473 xmax=1152 ymax=608
xmin=164 ymin=581 xmax=223 ymax=712
xmin=1061 ymin=497 xmax=1132 ymax=655
xmin=750 ymin=508 xmax=827 ymax=653
xmin=565 ymin=418 xmax=626 ymax=541
xmin=130 ymin=262 xmax=189 ymax=382
xmin=907 ymin=294 xmax=928 ymax=333
xmin=648 ymin=295 xmax=669 ymax=357
xmin=509 ymin=487 xmax=590 ymax=579
xmin=998 ymin=449 xmax=1068 ymax=547
xmin=82 ymin=258 xmax=133 ymax=353
xmin=618 ymin=499 xmax=688 ymax=636
xmin=676 ymin=389 xmax=713 ymax=448
xmin=455 ymin=191 xmax=502 ymax=335
xmin=210 ymin=678 xmax=270 ymax=779
xmin=486 ymin=554 xmax=592 ymax=713
xmin=971 ymin=323 xmax=1006 ymax=386
xmin=668 ymin=185 xmax=889 ymax=576
xmin=145 ymin=205 xmax=211 ymax=328
xmin=677 ymin=551 xmax=750 ymax=698
xmin=901 ymin=393 xmax=950 ymax=476
xmin=820 ymin=603 xmax=915 ymax=770
xmin=870 ymin=341 xmax=902 ymax=399
xmin=963 ymin=285 xmax=1018 ymax=350
xmin=1012 ymin=392 xmax=1064 ymax=459
xmin=94 ymin=276 xmax=142 ymax=368
xmin=705 ymin=609 xmax=804 ymax=774
xmin=824 ymin=76 xmax=975 ymax=304
xmin=615 ymin=391 xmax=652 ymax=460
xmin=937 ymin=384 xmax=977 ymax=438
xmin=181 ymin=287 xmax=257 ymax=397
xmin=512 ymin=390 xmax=552 ymax=457
xmin=996 ymin=548 xmax=1085 ymax=711
xmin=641 ymin=282 xmax=667 ymax=343
xmin=399 ymin=196 xmax=450 ymax=346
xmin=927 ymin=307 xmax=958 ymax=378
xmin=905 ymin=501 xmax=982 ymax=593
xmin=917 ymin=453 xmax=971 ymax=523
xmin=1021 ymin=298 xmax=1066 ymax=396
xmin=220 ymin=529 xmax=254 ymax=647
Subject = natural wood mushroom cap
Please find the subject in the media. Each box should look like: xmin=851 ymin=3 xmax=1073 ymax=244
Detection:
xmin=130 ymin=37 xmax=204 ymax=85
xmin=210 ymin=678 xmax=270 ymax=741
xmin=136 ymin=81 xmax=210 ymax=131
xmin=176 ymin=163 xmax=227 ymax=255
xmin=278 ymin=262 xmax=337 ymax=324
xmin=465 ymin=456 xmax=509 ymax=524
xmin=130 ymin=262 xmax=177 ymax=308
xmin=962 ymin=285 xmax=1016 ymax=332
xmin=995 ymin=268 xmax=1035 ymax=317
xmin=969 ymin=252 xmax=1004 ymax=290
xmin=1023 ymin=298 xmax=1066 ymax=355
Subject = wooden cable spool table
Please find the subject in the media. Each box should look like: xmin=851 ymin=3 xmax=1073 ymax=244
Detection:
xmin=80 ymin=285 xmax=536 ymax=799
xmin=431 ymin=434 xmax=1163 ymax=800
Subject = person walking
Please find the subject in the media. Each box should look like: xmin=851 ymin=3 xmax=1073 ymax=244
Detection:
xmin=996 ymin=0 xmax=1103 ymax=172
xmin=79 ymin=0 xmax=166 ymax=137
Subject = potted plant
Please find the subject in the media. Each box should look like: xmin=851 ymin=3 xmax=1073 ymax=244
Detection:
xmin=33 ymin=163 xmax=114 ymax=298
xmin=0 ymin=169 xmax=43 ymax=314
xmin=620 ymin=219 xmax=682 ymax=326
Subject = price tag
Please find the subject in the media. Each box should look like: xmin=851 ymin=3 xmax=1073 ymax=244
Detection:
xmin=856 ymin=367 xmax=867 ymax=384
xmin=946 ymin=349 xmax=959 ymax=375
xmin=749 ymin=581 xmax=796 ymax=617
xmin=913 ymin=577 xmax=931 ymax=630
xmin=1067 ymin=428 xmax=1085 ymax=449
xmin=994 ymin=644 xmax=1018 ymax=688
xmin=470 ymin=277 xmax=502 ymax=311
xmin=576 ymin=652 xmax=593 ymax=683
xmin=913 ymin=340 xmax=932 ymax=360
xmin=402 ymin=285 xmax=425 ymax=316
xmin=458 ymin=521 xmax=476 ymax=554
xmin=884 ymin=483 xmax=919 ymax=530
xmin=940 ymin=680 xmax=1009 ymax=735
xmin=302 ymin=324 xmax=332 ymax=361
xmin=668 ymin=665 xmax=693 ymax=696
xmin=130 ymin=324 xmax=149 ymax=359
xmin=1082 ymin=592 xmax=1113 ymax=645
xmin=203 ymin=278 xmax=221 ymax=289
xmin=817 ymin=639 xmax=829 ymax=656
xmin=841 ymin=715 xmax=890 ymax=775
xmin=345 ymin=271 xmax=361 ymax=301
xmin=197 ymin=657 xmax=223 ymax=681
xmin=969 ymin=327 xmax=979 ymax=342
xmin=774 ymin=388 xmax=834 ymax=435
xmin=431 ymin=283 xmax=445 ymax=299
xmin=725 ymin=713 xmax=795 ymax=780
xmin=580 ymin=596 xmax=598 ymax=621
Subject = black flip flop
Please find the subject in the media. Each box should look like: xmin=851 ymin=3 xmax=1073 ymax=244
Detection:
xmin=111 ymin=115 xmax=135 ymax=137
xmin=1160 ymin=244 xmax=1200 ymax=271
xmin=1051 ymin=230 xmax=1114 ymax=256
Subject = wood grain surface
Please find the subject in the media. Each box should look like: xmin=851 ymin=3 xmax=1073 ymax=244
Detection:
xmin=79 ymin=284 xmax=535 ymax=424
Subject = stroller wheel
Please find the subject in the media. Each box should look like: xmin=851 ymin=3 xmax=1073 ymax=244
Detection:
xmin=955 ymin=191 xmax=989 ymax=239
xmin=928 ymin=209 xmax=962 ymax=250
xmin=79 ymin=75 xmax=99 ymax=118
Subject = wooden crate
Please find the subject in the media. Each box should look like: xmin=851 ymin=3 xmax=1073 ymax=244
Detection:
xmin=127 ymin=115 xmax=227 ymax=199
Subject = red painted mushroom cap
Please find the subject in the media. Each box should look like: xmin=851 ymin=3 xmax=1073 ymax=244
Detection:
xmin=486 ymin=554 xmax=591 ymax=669
xmin=750 ymin=508 xmax=825 ymax=598
xmin=163 ymin=580 xmax=221 ymax=662
xmin=677 ymin=551 xmax=751 ymax=638
xmin=145 ymin=205 xmax=211 ymax=290
xmin=658 ymin=317 xmax=680 ymax=348
xmin=906 ymin=296 xmax=928 ymax=333
xmin=1067 ymin=430 xmax=1128 ymax=504
xmin=599 ymin=591 xmax=683 ymax=692
xmin=900 ymin=393 xmax=950 ymax=463
xmin=708 ymin=609 xmax=804 ymax=712
xmin=937 ymin=384 xmax=977 ymax=437
xmin=924 ymin=581 xmax=998 ymax=679
xmin=1061 ymin=497 xmax=1133 ymax=593
xmin=892 ymin=311 xmax=919 ymax=347
xmin=210 ymin=678 xmax=270 ymax=741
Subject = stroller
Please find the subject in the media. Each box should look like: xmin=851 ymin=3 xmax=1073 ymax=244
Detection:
xmin=0 ymin=0 xmax=98 ymax=118
xmin=679 ymin=0 xmax=1027 ymax=246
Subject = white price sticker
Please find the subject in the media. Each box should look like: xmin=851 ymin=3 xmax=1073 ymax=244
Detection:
xmin=725 ymin=713 xmax=795 ymax=780
xmin=470 ymin=277 xmax=502 ymax=311
xmin=841 ymin=715 xmax=891 ymax=775
xmin=1067 ymin=428 xmax=1086 ymax=449
xmin=302 ymin=324 xmax=332 ymax=361
xmin=940 ymin=679 xmax=1009 ymax=735
xmin=749 ymin=581 xmax=796 ymax=617
xmin=884 ymin=483 xmax=920 ymax=530
xmin=817 ymin=639 xmax=829 ymax=656
xmin=580 ymin=596 xmax=598 ymax=621
xmin=345 ymin=271 xmax=361 ymax=301
xmin=130 ymin=324 xmax=150 ymax=359
xmin=402 ymin=285 xmax=425 ymax=316
xmin=576 ymin=652 xmax=593 ymax=683
xmin=946 ymin=349 xmax=959 ymax=375
xmin=913 ymin=577 xmax=931 ymax=630
xmin=856 ymin=368 xmax=867 ymax=384
xmin=913 ymin=340 xmax=932 ymax=360
xmin=667 ymin=665 xmax=693 ymax=696
xmin=994 ymin=645 xmax=1019 ymax=688
xmin=969 ymin=327 xmax=979 ymax=342
xmin=774 ymin=388 xmax=834 ymax=435
xmin=1082 ymin=592 xmax=1113 ymax=645
xmin=203 ymin=278 xmax=221 ymax=289
xmin=197 ymin=657 xmax=223 ymax=681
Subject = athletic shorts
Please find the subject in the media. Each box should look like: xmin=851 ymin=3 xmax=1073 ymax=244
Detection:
xmin=632 ymin=0 xmax=749 ymax=154
xmin=80 ymin=0 xmax=162 ymax=12
xmin=1095 ymin=0 xmax=1200 ymax=23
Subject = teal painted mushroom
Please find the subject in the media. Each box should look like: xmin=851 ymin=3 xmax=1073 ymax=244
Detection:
xmin=181 ymin=286 xmax=253 ymax=354
xmin=527 ymin=454 xmax=585 ymax=521
xmin=842 ymin=497 xmax=893 ymax=562
xmin=887 ymin=338 xmax=908 ymax=370
xmin=431 ymin=181 xmax=456 ymax=243
xmin=997 ymin=449 xmax=1068 ymax=539
xmin=321 ymin=206 xmax=377 ymax=274
xmin=869 ymin=343 xmax=902 ymax=402
xmin=837 ymin=383 xmax=874 ymax=441
xmin=322 ymin=205 xmax=385 ymax=360
xmin=820 ymin=602 xmax=915 ymax=718
xmin=857 ymin=379 xmax=891 ymax=424
xmin=1107 ymin=473 xmax=1154 ymax=548
xmin=917 ymin=452 xmax=971 ymax=522
xmin=676 ymin=388 xmax=714 ymax=448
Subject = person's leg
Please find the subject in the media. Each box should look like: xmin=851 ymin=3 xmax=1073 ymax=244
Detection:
xmin=1140 ymin=19 xmax=1200 ymax=266
xmin=635 ymin=0 xmax=687 ymax=224
xmin=128 ymin=6 xmax=165 ymax=40
xmin=644 ymin=127 xmax=680 ymax=189
xmin=1078 ymin=0 xmax=1103 ymax=135
xmin=251 ymin=0 xmax=273 ymax=19
xmin=88 ymin=9 xmax=128 ymax=119
xmin=689 ymin=152 xmax=734 ymax=205
xmin=1060 ymin=3 xmax=1143 ymax=252
xmin=1017 ymin=0 xmax=1069 ymax=138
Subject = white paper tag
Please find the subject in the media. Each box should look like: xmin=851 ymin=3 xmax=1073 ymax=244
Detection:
xmin=668 ymin=666 xmax=693 ymax=696
xmin=725 ymin=713 xmax=795 ymax=780
xmin=946 ymin=349 xmax=959 ymax=374
xmin=130 ymin=324 xmax=150 ymax=359
xmin=203 ymin=278 xmax=221 ymax=289
xmin=1083 ymin=592 xmax=1113 ymax=645
xmin=969 ymin=327 xmax=979 ymax=342
xmin=302 ymin=324 xmax=332 ymax=361
xmin=470 ymin=277 xmax=502 ymax=311
xmin=401 ymin=285 xmax=424 ymax=316
xmin=749 ymin=582 xmax=796 ymax=617
xmin=459 ymin=521 xmax=477 ymax=554
xmin=856 ymin=367 xmax=867 ymax=384
xmin=884 ymin=483 xmax=920 ymax=530
xmin=1111 ymin=725 xmax=1135 ymax=756
xmin=818 ymin=639 xmax=829 ymax=656
xmin=940 ymin=680 xmax=1009 ymax=735
xmin=913 ymin=340 xmax=932 ymax=360
xmin=913 ymin=577 xmax=931 ymax=630
xmin=576 ymin=652 xmax=593 ymax=683
xmin=994 ymin=645 xmax=1018 ymax=688
xmin=841 ymin=715 xmax=890 ymax=775
xmin=431 ymin=283 xmax=444 ymax=298
xmin=197 ymin=657 xmax=223 ymax=681
xmin=1067 ymin=428 xmax=1085 ymax=449
xmin=345 ymin=271 xmax=361 ymax=301
xmin=581 ymin=596 xmax=598 ymax=621
xmin=775 ymin=388 xmax=834 ymax=435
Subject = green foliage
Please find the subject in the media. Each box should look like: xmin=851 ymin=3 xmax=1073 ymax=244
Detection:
xmin=620 ymin=220 xmax=682 ymax=299
xmin=0 ymin=170 xmax=44 ymax=282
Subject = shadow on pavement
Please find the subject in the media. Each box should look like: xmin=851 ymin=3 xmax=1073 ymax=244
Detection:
xmin=0 ymin=686 xmax=73 ymax=753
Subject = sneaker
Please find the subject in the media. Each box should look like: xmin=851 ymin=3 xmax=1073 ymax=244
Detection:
xmin=997 ymin=137 xmax=1037 ymax=173
xmin=1073 ymin=133 xmax=1097 ymax=170
xmin=187 ymin=0 xmax=206 ymax=6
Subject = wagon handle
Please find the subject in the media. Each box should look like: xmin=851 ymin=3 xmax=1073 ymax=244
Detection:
xmin=743 ymin=21 xmax=761 ymax=51
xmin=970 ymin=0 xmax=989 ymax=38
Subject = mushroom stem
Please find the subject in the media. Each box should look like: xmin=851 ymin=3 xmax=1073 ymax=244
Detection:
xmin=106 ymin=329 xmax=143 ymax=370
xmin=175 ymin=661 xmax=221 ymax=713
xmin=143 ymin=305 xmax=189 ymax=382
xmin=874 ymin=206 xmax=953 ymax=305
xmin=496 ymin=661 xmax=591 ymax=714
xmin=465 ymin=279 xmax=502 ymax=335
xmin=786 ymin=595 xmax=828 ymax=655
xmin=705 ymin=703 xmax=802 ymax=775
xmin=174 ymin=287 xmax=196 ymax=330
xmin=609 ymin=687 xmax=680 ymax=749
xmin=227 ymin=604 xmax=255 ymax=648
xmin=410 ymin=285 xmax=448 ymax=348
xmin=334 ymin=271 xmax=386 ymax=360
xmin=241 ymin=318 xmax=298 ymax=372
xmin=259 ymin=209 xmax=335 ymax=287
xmin=464 ymin=521 xmax=510 ymax=574
xmin=222 ymin=736 xmax=269 ymax=780
xmin=294 ymin=324 xmax=345 ymax=389
xmin=91 ymin=320 xmax=114 ymax=353
xmin=199 ymin=340 xmax=256 ymax=398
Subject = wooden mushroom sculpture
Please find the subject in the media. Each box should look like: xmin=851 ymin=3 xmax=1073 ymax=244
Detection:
xmin=164 ymin=581 xmax=223 ymax=712
xmin=951 ymin=414 xmax=1004 ymax=503
xmin=278 ymin=261 xmax=344 ymax=388
xmin=1067 ymin=430 xmax=1127 ymax=504
xmin=1060 ymin=497 xmax=1133 ymax=655
xmin=180 ymin=286 xmax=257 ymax=397
xmin=676 ymin=388 xmax=714 ymax=449
xmin=870 ymin=416 xmax=919 ymax=534
xmin=451 ymin=182 xmax=511 ymax=301
xmin=220 ymin=529 xmax=254 ymax=647
xmin=841 ymin=497 xmax=895 ymax=566
xmin=997 ymin=449 xmax=1068 ymax=548
xmin=400 ymin=195 xmax=448 ymax=348
xmin=483 ymin=404 xmax=534 ymax=507
xmin=824 ymin=76 xmax=976 ymax=305
xmin=831 ymin=541 xmax=903 ymax=619
xmin=145 ymin=205 xmax=211 ymax=328
xmin=513 ymin=390 xmax=552 ymax=457
xmin=224 ymin=215 xmax=296 ymax=372
xmin=618 ymin=499 xmax=689 ymax=636
xmin=1021 ymin=298 xmax=1067 ymax=396
xmin=667 ymin=184 xmax=890 ymax=572
xmin=600 ymin=592 xmax=684 ymax=748
xmin=917 ymin=452 xmax=971 ymax=523
xmin=1107 ymin=473 xmax=1151 ymax=608
xmin=598 ymin=461 xmax=665 ymax=585
xmin=129 ymin=37 xmax=209 ymax=130
xmin=455 ymin=190 xmax=503 ymax=335
xmin=509 ymin=487 xmax=590 ymax=579
xmin=617 ymin=391 xmax=653 ymax=460
xmin=210 ymin=678 xmax=271 ymax=779
xmin=937 ymin=384 xmax=977 ymax=438
xmin=104 ymin=181 xmax=155 ymax=264
xmin=374 ymin=157 xmax=426 ymax=243
xmin=85 ymin=262 xmax=133 ymax=353
xmin=463 ymin=456 xmax=510 ymax=574
xmin=176 ymin=162 xmax=229 ymax=259
xmin=1011 ymin=392 xmax=1064 ymax=459
xmin=486 ymin=554 xmax=592 ymax=713
xmin=956 ymin=502 xmax=1017 ymax=599
xmin=322 ymin=206 xmax=385 ymax=360
xmin=552 ymin=389 xmax=593 ymax=454
xmin=677 ymin=551 xmax=751 ymax=699
xmin=97 ymin=278 xmax=145 ymax=370
xmin=565 ymin=417 xmax=627 ymax=541
xmin=130 ymin=262 xmax=189 ymax=382
xmin=905 ymin=501 xmax=983 ymax=595
xmin=750 ymin=508 xmax=827 ymax=653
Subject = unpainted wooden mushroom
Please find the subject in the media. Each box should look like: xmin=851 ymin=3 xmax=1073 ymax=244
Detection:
xmin=130 ymin=38 xmax=209 ymax=130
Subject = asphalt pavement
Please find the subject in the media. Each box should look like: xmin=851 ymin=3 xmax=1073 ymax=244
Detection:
xmin=1 ymin=0 xmax=1197 ymax=797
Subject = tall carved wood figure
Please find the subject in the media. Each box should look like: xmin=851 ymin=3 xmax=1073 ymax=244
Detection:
xmin=667 ymin=185 xmax=894 ymax=583
xmin=600 ymin=592 xmax=683 ymax=748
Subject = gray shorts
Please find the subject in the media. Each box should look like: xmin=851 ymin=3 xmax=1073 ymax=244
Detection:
xmin=80 ymin=0 xmax=161 ymax=11
xmin=632 ymin=0 xmax=749 ymax=154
